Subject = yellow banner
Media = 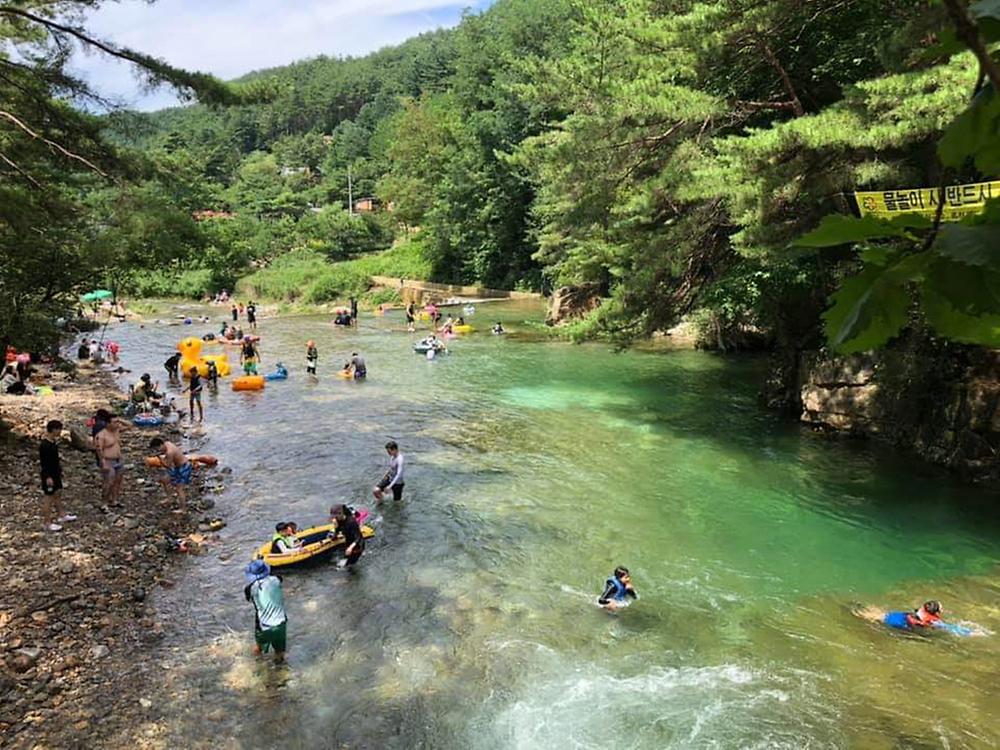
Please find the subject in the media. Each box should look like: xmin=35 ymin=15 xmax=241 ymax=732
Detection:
xmin=855 ymin=180 xmax=1000 ymax=222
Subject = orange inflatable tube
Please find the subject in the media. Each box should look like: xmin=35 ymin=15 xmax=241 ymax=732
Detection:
xmin=232 ymin=375 xmax=265 ymax=391
xmin=144 ymin=454 xmax=219 ymax=469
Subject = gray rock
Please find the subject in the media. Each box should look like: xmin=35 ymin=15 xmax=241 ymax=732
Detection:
xmin=90 ymin=644 xmax=109 ymax=660
xmin=14 ymin=647 xmax=41 ymax=662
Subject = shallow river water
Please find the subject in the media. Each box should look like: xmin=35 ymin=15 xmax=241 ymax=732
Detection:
xmin=110 ymin=302 xmax=999 ymax=749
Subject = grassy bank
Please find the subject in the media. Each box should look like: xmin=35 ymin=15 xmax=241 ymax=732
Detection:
xmin=238 ymin=237 xmax=431 ymax=308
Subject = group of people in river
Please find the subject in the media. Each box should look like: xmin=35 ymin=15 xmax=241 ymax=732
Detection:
xmin=243 ymin=440 xmax=405 ymax=662
xmin=24 ymin=297 xmax=986 ymax=675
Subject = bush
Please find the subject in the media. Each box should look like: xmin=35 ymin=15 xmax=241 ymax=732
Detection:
xmin=239 ymin=236 xmax=433 ymax=304
xmin=129 ymin=268 xmax=214 ymax=298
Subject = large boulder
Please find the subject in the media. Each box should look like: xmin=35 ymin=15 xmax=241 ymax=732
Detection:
xmin=545 ymin=283 xmax=602 ymax=326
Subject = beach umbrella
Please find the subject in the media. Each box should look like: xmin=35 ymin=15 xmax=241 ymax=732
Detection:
xmin=81 ymin=289 xmax=113 ymax=302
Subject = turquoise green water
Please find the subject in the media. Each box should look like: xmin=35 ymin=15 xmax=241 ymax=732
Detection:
xmin=112 ymin=302 xmax=999 ymax=749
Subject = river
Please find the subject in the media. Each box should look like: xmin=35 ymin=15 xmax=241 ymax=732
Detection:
xmin=108 ymin=301 xmax=999 ymax=749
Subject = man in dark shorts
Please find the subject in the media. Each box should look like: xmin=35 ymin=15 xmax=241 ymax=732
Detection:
xmin=405 ymin=302 xmax=416 ymax=332
xmin=164 ymin=351 xmax=181 ymax=380
xmin=349 ymin=296 xmax=358 ymax=326
xmin=373 ymin=440 xmax=405 ymax=502
xmin=330 ymin=504 xmax=365 ymax=567
xmin=246 ymin=301 xmax=257 ymax=331
xmin=244 ymin=560 xmax=287 ymax=662
xmin=350 ymin=352 xmax=366 ymax=380
xmin=231 ymin=304 xmax=238 ymax=322
xmin=40 ymin=420 xmax=76 ymax=531
xmin=183 ymin=367 xmax=204 ymax=422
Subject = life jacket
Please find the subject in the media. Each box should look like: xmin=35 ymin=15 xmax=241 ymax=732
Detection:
xmin=606 ymin=575 xmax=627 ymax=602
xmin=270 ymin=533 xmax=295 ymax=555
xmin=907 ymin=610 xmax=941 ymax=628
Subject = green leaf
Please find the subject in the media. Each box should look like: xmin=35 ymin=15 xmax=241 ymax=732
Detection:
xmin=794 ymin=214 xmax=911 ymax=248
xmin=971 ymin=0 xmax=1000 ymax=22
xmin=921 ymin=285 xmax=1000 ymax=346
xmin=939 ymin=86 xmax=1000 ymax=169
xmin=823 ymin=265 xmax=910 ymax=353
xmin=923 ymin=257 xmax=1000 ymax=316
xmin=935 ymin=222 xmax=1000 ymax=267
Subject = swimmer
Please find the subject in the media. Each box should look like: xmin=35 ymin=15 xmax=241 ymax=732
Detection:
xmin=492 ymin=321 xmax=505 ymax=335
xmin=855 ymin=600 xmax=986 ymax=636
xmin=598 ymin=566 xmax=638 ymax=611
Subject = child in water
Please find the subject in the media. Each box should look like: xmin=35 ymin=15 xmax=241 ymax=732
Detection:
xmin=598 ymin=566 xmax=638 ymax=611
xmin=306 ymin=341 xmax=318 ymax=375
xmin=855 ymin=600 xmax=986 ymax=636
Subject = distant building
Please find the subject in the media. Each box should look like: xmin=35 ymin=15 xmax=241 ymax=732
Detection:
xmin=280 ymin=166 xmax=310 ymax=178
xmin=354 ymin=197 xmax=379 ymax=213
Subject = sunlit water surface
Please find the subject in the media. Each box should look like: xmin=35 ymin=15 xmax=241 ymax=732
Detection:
xmin=108 ymin=302 xmax=999 ymax=749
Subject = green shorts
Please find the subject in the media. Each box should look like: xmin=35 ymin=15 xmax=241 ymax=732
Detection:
xmin=254 ymin=621 xmax=287 ymax=653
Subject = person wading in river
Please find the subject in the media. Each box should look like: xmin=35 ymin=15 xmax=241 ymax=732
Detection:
xmin=373 ymin=440 xmax=405 ymax=501
xmin=244 ymin=560 xmax=287 ymax=663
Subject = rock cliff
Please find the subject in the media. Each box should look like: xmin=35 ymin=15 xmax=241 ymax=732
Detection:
xmin=794 ymin=335 xmax=1000 ymax=482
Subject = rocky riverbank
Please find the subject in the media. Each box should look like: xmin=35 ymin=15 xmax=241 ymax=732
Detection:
xmin=773 ymin=330 xmax=1000 ymax=483
xmin=0 ymin=361 xmax=223 ymax=748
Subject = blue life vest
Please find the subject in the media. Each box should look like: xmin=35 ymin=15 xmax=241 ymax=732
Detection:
xmin=606 ymin=576 xmax=627 ymax=602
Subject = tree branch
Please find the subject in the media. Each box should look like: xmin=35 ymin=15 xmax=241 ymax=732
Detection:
xmin=942 ymin=0 xmax=1000 ymax=94
xmin=0 ymin=150 xmax=43 ymax=189
xmin=0 ymin=110 xmax=108 ymax=177
xmin=0 ymin=6 xmax=154 ymax=70
xmin=757 ymin=38 xmax=805 ymax=117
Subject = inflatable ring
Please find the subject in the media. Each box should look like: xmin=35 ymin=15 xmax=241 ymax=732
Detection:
xmin=452 ymin=324 xmax=474 ymax=334
xmin=145 ymin=454 xmax=218 ymax=469
xmin=133 ymin=414 xmax=164 ymax=427
xmin=264 ymin=371 xmax=289 ymax=381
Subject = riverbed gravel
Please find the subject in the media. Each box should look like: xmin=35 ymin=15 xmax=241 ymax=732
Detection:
xmin=0 ymin=361 xmax=219 ymax=748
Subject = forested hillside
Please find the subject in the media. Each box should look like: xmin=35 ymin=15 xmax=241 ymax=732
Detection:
xmin=6 ymin=0 xmax=1000 ymax=357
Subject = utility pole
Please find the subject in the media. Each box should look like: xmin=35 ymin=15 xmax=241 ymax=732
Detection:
xmin=348 ymin=163 xmax=354 ymax=216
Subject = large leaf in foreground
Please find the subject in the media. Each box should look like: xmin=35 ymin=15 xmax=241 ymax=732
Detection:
xmin=795 ymin=215 xmax=913 ymax=248
xmin=823 ymin=265 xmax=910 ymax=353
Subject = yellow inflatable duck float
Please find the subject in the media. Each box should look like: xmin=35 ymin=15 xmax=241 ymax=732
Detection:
xmin=178 ymin=337 xmax=231 ymax=378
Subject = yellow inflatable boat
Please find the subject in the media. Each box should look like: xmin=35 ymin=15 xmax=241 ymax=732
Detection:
xmin=255 ymin=522 xmax=375 ymax=567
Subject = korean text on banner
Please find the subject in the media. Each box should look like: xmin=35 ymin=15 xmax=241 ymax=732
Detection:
xmin=855 ymin=181 xmax=1000 ymax=222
